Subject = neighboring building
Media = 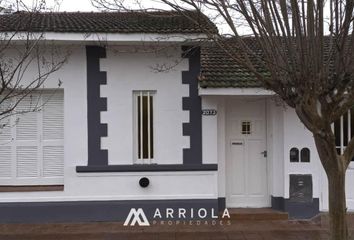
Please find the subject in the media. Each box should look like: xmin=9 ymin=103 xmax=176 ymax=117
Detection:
xmin=0 ymin=11 xmax=352 ymax=222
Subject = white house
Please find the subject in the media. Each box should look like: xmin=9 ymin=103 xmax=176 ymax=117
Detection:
xmin=0 ymin=11 xmax=352 ymax=223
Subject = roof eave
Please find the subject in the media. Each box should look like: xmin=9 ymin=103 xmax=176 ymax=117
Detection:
xmin=1 ymin=31 xmax=209 ymax=44
xmin=199 ymin=87 xmax=274 ymax=96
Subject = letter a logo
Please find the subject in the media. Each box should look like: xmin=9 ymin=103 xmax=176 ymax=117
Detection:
xmin=123 ymin=208 xmax=150 ymax=226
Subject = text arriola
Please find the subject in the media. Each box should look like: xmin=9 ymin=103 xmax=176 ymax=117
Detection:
xmin=152 ymin=208 xmax=230 ymax=219
xmin=124 ymin=207 xmax=231 ymax=226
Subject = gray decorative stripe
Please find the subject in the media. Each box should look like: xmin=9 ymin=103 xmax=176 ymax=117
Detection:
xmin=76 ymin=164 xmax=217 ymax=172
xmin=182 ymin=46 xmax=202 ymax=165
xmin=0 ymin=199 xmax=219 ymax=223
xmin=86 ymin=46 xmax=108 ymax=166
xmin=271 ymin=196 xmax=319 ymax=219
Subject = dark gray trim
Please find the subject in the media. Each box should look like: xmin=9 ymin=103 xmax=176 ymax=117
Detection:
xmin=271 ymin=196 xmax=285 ymax=212
xmin=76 ymin=164 xmax=217 ymax=172
xmin=271 ymin=195 xmax=319 ymax=219
xmin=86 ymin=46 xmax=108 ymax=166
xmin=0 ymin=199 xmax=219 ymax=223
xmin=218 ymin=197 xmax=226 ymax=212
xmin=182 ymin=46 xmax=202 ymax=165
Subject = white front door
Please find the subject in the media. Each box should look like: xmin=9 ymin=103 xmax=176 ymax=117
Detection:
xmin=226 ymin=98 xmax=269 ymax=207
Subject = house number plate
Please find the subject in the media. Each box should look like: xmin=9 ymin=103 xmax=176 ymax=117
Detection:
xmin=202 ymin=109 xmax=217 ymax=116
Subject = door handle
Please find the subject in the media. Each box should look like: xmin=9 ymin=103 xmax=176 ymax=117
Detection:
xmin=261 ymin=151 xmax=267 ymax=157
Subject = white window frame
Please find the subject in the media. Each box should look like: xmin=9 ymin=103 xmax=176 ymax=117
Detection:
xmin=133 ymin=90 xmax=156 ymax=164
xmin=332 ymin=108 xmax=354 ymax=168
xmin=0 ymin=90 xmax=64 ymax=185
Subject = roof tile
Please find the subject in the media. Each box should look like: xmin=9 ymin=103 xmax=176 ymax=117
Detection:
xmin=200 ymin=39 xmax=266 ymax=88
xmin=0 ymin=11 xmax=217 ymax=34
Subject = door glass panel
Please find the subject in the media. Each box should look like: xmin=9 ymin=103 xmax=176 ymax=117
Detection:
xmin=241 ymin=121 xmax=251 ymax=135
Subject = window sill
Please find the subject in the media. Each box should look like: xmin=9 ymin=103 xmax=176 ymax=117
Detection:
xmin=0 ymin=185 xmax=64 ymax=192
xmin=76 ymin=164 xmax=218 ymax=173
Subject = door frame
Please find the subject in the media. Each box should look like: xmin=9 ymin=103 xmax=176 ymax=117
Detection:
xmin=225 ymin=98 xmax=271 ymax=208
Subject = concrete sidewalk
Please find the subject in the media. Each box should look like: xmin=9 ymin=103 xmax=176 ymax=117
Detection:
xmin=0 ymin=218 xmax=351 ymax=240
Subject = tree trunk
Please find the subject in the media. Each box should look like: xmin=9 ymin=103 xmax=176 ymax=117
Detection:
xmin=313 ymin=133 xmax=349 ymax=240
xmin=328 ymin=171 xmax=348 ymax=240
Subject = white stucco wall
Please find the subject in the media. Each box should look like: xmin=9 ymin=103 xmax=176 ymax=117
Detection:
xmin=216 ymin=98 xmax=226 ymax=199
xmin=200 ymin=96 xmax=225 ymax=198
xmin=266 ymin=100 xmax=285 ymax=198
xmin=282 ymin=108 xmax=322 ymax=199
xmin=0 ymin=44 xmax=218 ymax=202
xmin=100 ymin=46 xmax=190 ymax=165
xmin=282 ymin=108 xmax=354 ymax=211
xmin=201 ymin=96 xmax=218 ymax=165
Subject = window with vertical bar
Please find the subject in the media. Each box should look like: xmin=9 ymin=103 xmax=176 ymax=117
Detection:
xmin=134 ymin=91 xmax=155 ymax=163
xmin=333 ymin=107 xmax=354 ymax=161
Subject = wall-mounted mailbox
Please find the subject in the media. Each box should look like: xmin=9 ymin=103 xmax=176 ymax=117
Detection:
xmin=290 ymin=148 xmax=299 ymax=162
xmin=290 ymin=174 xmax=313 ymax=203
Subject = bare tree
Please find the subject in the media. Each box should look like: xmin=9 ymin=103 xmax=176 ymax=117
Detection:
xmin=91 ymin=1 xmax=354 ymax=239
xmin=0 ymin=0 xmax=67 ymax=128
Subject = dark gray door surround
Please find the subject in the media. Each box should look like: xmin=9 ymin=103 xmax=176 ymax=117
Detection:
xmin=78 ymin=45 xmax=217 ymax=172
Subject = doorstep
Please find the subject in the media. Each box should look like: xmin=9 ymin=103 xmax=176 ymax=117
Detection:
xmin=227 ymin=208 xmax=289 ymax=221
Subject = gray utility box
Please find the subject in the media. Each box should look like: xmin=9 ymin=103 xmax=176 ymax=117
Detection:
xmin=289 ymin=174 xmax=313 ymax=203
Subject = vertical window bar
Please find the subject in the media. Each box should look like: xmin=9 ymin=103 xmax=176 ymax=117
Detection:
xmin=348 ymin=109 xmax=351 ymax=146
xmin=150 ymin=95 xmax=153 ymax=159
xmin=147 ymin=92 xmax=151 ymax=163
xmin=140 ymin=92 xmax=143 ymax=163
xmin=137 ymin=96 xmax=140 ymax=160
xmin=340 ymin=115 xmax=344 ymax=154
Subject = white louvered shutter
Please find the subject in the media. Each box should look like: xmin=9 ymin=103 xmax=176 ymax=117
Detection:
xmin=16 ymin=95 xmax=39 ymax=141
xmin=0 ymin=98 xmax=12 ymax=142
xmin=0 ymin=98 xmax=13 ymax=179
xmin=0 ymin=91 xmax=64 ymax=185
xmin=43 ymin=146 xmax=64 ymax=177
xmin=16 ymin=146 xmax=38 ymax=178
xmin=0 ymin=146 xmax=12 ymax=178
xmin=15 ymin=94 xmax=40 ymax=180
xmin=42 ymin=92 xmax=64 ymax=180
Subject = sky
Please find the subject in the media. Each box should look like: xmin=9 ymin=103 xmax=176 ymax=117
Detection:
xmin=11 ymin=0 xmax=161 ymax=12
xmin=58 ymin=0 xmax=99 ymax=11
xmin=1 ymin=0 xmax=106 ymax=11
